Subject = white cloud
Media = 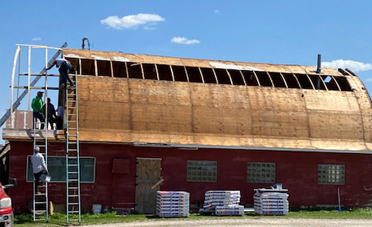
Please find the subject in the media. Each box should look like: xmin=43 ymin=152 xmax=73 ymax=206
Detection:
xmin=171 ymin=37 xmax=200 ymax=45
xmin=322 ymin=59 xmax=372 ymax=72
xmin=100 ymin=13 xmax=165 ymax=30
xmin=32 ymin=37 xmax=41 ymax=41
xmin=215 ymin=10 xmax=220 ymax=14
xmin=366 ymin=78 xmax=372 ymax=82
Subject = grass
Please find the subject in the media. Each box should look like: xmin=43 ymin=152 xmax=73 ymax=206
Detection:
xmin=14 ymin=208 xmax=372 ymax=226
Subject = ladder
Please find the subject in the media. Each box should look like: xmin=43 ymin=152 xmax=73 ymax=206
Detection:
xmin=66 ymin=73 xmax=81 ymax=224
xmin=32 ymin=120 xmax=49 ymax=222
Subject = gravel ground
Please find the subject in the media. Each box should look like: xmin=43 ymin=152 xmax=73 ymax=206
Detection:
xmin=83 ymin=218 xmax=372 ymax=227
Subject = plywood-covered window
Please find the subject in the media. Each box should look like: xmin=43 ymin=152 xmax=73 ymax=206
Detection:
xmin=143 ymin=64 xmax=158 ymax=80
xmin=228 ymin=69 xmax=245 ymax=85
xmin=157 ymin=64 xmax=173 ymax=81
xmin=214 ymin=68 xmax=232 ymax=84
xmin=242 ymin=71 xmax=259 ymax=86
xmin=334 ymin=77 xmax=352 ymax=91
xmin=255 ymin=71 xmax=272 ymax=87
xmin=172 ymin=66 xmax=188 ymax=82
xmin=127 ymin=62 xmax=143 ymax=79
xmin=186 ymin=67 xmax=203 ymax=83
xmin=309 ymin=74 xmax=326 ymax=90
xmin=187 ymin=160 xmax=217 ymax=182
xmin=112 ymin=61 xmax=128 ymax=77
xmin=318 ymin=164 xmax=345 ymax=185
xmin=81 ymin=59 xmax=95 ymax=76
xmin=269 ymin=72 xmax=286 ymax=88
xmin=97 ymin=60 xmax=111 ymax=77
xmin=282 ymin=73 xmax=300 ymax=88
xmin=296 ymin=74 xmax=313 ymax=89
xmin=321 ymin=76 xmax=339 ymax=91
xmin=247 ymin=162 xmax=276 ymax=183
xmin=27 ymin=156 xmax=95 ymax=183
xmin=200 ymin=68 xmax=217 ymax=84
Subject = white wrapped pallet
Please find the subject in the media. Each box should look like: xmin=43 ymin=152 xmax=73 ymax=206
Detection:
xmin=156 ymin=191 xmax=189 ymax=218
xmin=202 ymin=190 xmax=243 ymax=216
xmin=253 ymin=189 xmax=289 ymax=216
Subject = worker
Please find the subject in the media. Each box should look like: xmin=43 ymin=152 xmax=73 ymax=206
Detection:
xmin=56 ymin=105 xmax=64 ymax=129
xmin=46 ymin=58 xmax=76 ymax=87
xmin=42 ymin=98 xmax=57 ymax=129
xmin=31 ymin=91 xmax=45 ymax=129
xmin=31 ymin=146 xmax=49 ymax=195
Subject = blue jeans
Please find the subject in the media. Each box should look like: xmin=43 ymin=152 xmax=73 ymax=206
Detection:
xmin=33 ymin=112 xmax=44 ymax=129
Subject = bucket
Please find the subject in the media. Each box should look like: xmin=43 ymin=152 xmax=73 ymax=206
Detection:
xmin=92 ymin=204 xmax=102 ymax=214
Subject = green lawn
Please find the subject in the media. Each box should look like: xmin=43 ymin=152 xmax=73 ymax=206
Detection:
xmin=14 ymin=209 xmax=372 ymax=226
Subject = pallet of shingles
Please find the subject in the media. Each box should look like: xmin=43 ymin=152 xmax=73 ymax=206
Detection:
xmin=202 ymin=190 xmax=244 ymax=216
xmin=254 ymin=192 xmax=289 ymax=215
xmin=156 ymin=191 xmax=190 ymax=218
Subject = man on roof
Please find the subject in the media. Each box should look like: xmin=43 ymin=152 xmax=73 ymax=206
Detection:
xmin=31 ymin=91 xmax=44 ymax=129
xmin=46 ymin=58 xmax=76 ymax=87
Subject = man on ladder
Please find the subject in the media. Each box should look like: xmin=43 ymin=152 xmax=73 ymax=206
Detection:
xmin=31 ymin=146 xmax=49 ymax=195
xmin=46 ymin=58 xmax=76 ymax=87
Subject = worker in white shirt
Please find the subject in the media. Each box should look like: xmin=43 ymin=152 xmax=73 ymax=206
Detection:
xmin=31 ymin=146 xmax=49 ymax=194
xmin=56 ymin=105 xmax=64 ymax=129
xmin=46 ymin=58 xmax=75 ymax=87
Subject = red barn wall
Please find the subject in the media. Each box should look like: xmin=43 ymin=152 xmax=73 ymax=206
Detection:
xmin=8 ymin=141 xmax=372 ymax=213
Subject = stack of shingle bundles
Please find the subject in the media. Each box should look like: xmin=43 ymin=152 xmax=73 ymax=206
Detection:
xmin=254 ymin=191 xmax=289 ymax=215
xmin=203 ymin=190 xmax=244 ymax=216
xmin=156 ymin=191 xmax=190 ymax=218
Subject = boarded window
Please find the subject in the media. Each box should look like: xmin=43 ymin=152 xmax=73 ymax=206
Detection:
xmin=143 ymin=64 xmax=158 ymax=80
xmin=228 ymin=69 xmax=245 ymax=85
xmin=247 ymin=162 xmax=276 ymax=183
xmin=255 ymin=71 xmax=272 ymax=87
xmin=282 ymin=73 xmax=300 ymax=88
xmin=200 ymin=68 xmax=216 ymax=84
xmin=27 ymin=156 xmax=95 ymax=183
xmin=127 ymin=63 xmax=143 ymax=79
xmin=112 ymin=61 xmax=127 ymax=77
xmin=309 ymin=75 xmax=326 ymax=90
xmin=157 ymin=64 xmax=173 ymax=81
xmin=296 ymin=74 xmax=313 ymax=89
xmin=186 ymin=67 xmax=203 ymax=83
xmin=97 ymin=60 xmax=111 ymax=77
xmin=322 ymin=76 xmax=339 ymax=91
xmin=242 ymin=71 xmax=259 ymax=86
xmin=172 ymin=66 xmax=188 ymax=82
xmin=334 ymin=77 xmax=352 ymax=91
xmin=318 ymin=164 xmax=345 ymax=185
xmin=214 ymin=68 xmax=231 ymax=84
xmin=81 ymin=59 xmax=95 ymax=75
xmin=187 ymin=160 xmax=217 ymax=182
xmin=269 ymin=72 xmax=286 ymax=88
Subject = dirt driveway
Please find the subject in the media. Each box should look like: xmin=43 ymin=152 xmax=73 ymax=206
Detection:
xmin=83 ymin=218 xmax=372 ymax=227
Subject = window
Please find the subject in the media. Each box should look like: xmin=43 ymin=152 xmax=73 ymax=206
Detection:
xmin=214 ymin=68 xmax=232 ymax=84
xmin=143 ymin=64 xmax=158 ymax=80
xmin=81 ymin=59 xmax=95 ymax=75
xmin=187 ymin=160 xmax=217 ymax=182
xmin=247 ymin=162 xmax=276 ymax=183
xmin=242 ymin=71 xmax=259 ymax=86
xmin=127 ymin=62 xmax=143 ymax=79
xmin=157 ymin=64 xmax=173 ymax=81
xmin=269 ymin=72 xmax=286 ymax=88
xmin=172 ymin=66 xmax=188 ymax=82
xmin=112 ymin=61 xmax=127 ymax=77
xmin=255 ymin=71 xmax=272 ymax=87
xmin=200 ymin=68 xmax=217 ymax=84
xmin=27 ymin=156 xmax=95 ymax=183
xmin=318 ymin=164 xmax=345 ymax=185
xmin=186 ymin=67 xmax=203 ymax=83
xmin=228 ymin=69 xmax=245 ymax=85
xmin=97 ymin=60 xmax=111 ymax=77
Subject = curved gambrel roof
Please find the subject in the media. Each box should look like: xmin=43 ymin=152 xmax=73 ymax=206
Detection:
xmin=62 ymin=48 xmax=372 ymax=153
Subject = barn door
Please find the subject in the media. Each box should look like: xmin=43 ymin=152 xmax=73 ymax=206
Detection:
xmin=135 ymin=158 xmax=162 ymax=214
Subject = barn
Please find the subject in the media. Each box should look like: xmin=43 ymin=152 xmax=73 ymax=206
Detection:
xmin=3 ymin=47 xmax=372 ymax=214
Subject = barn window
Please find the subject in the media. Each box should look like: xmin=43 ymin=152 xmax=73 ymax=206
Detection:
xmin=81 ymin=59 xmax=95 ymax=76
xmin=186 ymin=67 xmax=203 ymax=83
xmin=112 ymin=61 xmax=128 ymax=77
xmin=282 ymin=73 xmax=300 ymax=88
xmin=269 ymin=72 xmax=287 ymax=88
xmin=318 ymin=164 xmax=345 ymax=185
xmin=247 ymin=162 xmax=276 ymax=183
xmin=157 ymin=64 xmax=173 ymax=81
xmin=255 ymin=71 xmax=273 ymax=87
xmin=142 ymin=64 xmax=158 ymax=80
xmin=321 ymin=76 xmax=340 ymax=91
xmin=309 ymin=75 xmax=326 ymax=90
xmin=228 ymin=69 xmax=245 ymax=85
xmin=334 ymin=77 xmax=352 ymax=91
xmin=200 ymin=68 xmax=216 ymax=84
xmin=172 ymin=66 xmax=188 ymax=82
xmin=127 ymin=62 xmax=143 ymax=79
xmin=214 ymin=68 xmax=232 ymax=84
xmin=96 ymin=60 xmax=112 ymax=77
xmin=27 ymin=156 xmax=96 ymax=183
xmin=296 ymin=74 xmax=314 ymax=89
xmin=242 ymin=71 xmax=260 ymax=86
xmin=187 ymin=160 xmax=217 ymax=182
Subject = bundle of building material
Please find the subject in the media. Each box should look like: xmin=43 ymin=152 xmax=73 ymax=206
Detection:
xmin=203 ymin=190 xmax=244 ymax=216
xmin=156 ymin=191 xmax=190 ymax=218
xmin=254 ymin=188 xmax=289 ymax=215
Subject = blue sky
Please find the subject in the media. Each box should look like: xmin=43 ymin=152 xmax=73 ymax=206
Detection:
xmin=1 ymin=0 xmax=372 ymax=144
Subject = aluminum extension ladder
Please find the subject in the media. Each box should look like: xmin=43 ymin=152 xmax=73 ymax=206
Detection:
xmin=32 ymin=120 xmax=49 ymax=222
xmin=65 ymin=73 xmax=81 ymax=224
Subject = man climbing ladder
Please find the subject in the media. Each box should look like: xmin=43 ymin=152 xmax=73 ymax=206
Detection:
xmin=46 ymin=58 xmax=76 ymax=87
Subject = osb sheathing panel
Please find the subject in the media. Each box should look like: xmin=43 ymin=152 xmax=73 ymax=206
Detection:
xmin=63 ymin=49 xmax=340 ymax=76
xmin=75 ymin=75 xmax=371 ymax=151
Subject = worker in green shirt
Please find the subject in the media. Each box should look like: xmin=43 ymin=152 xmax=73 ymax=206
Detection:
xmin=31 ymin=91 xmax=45 ymax=129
